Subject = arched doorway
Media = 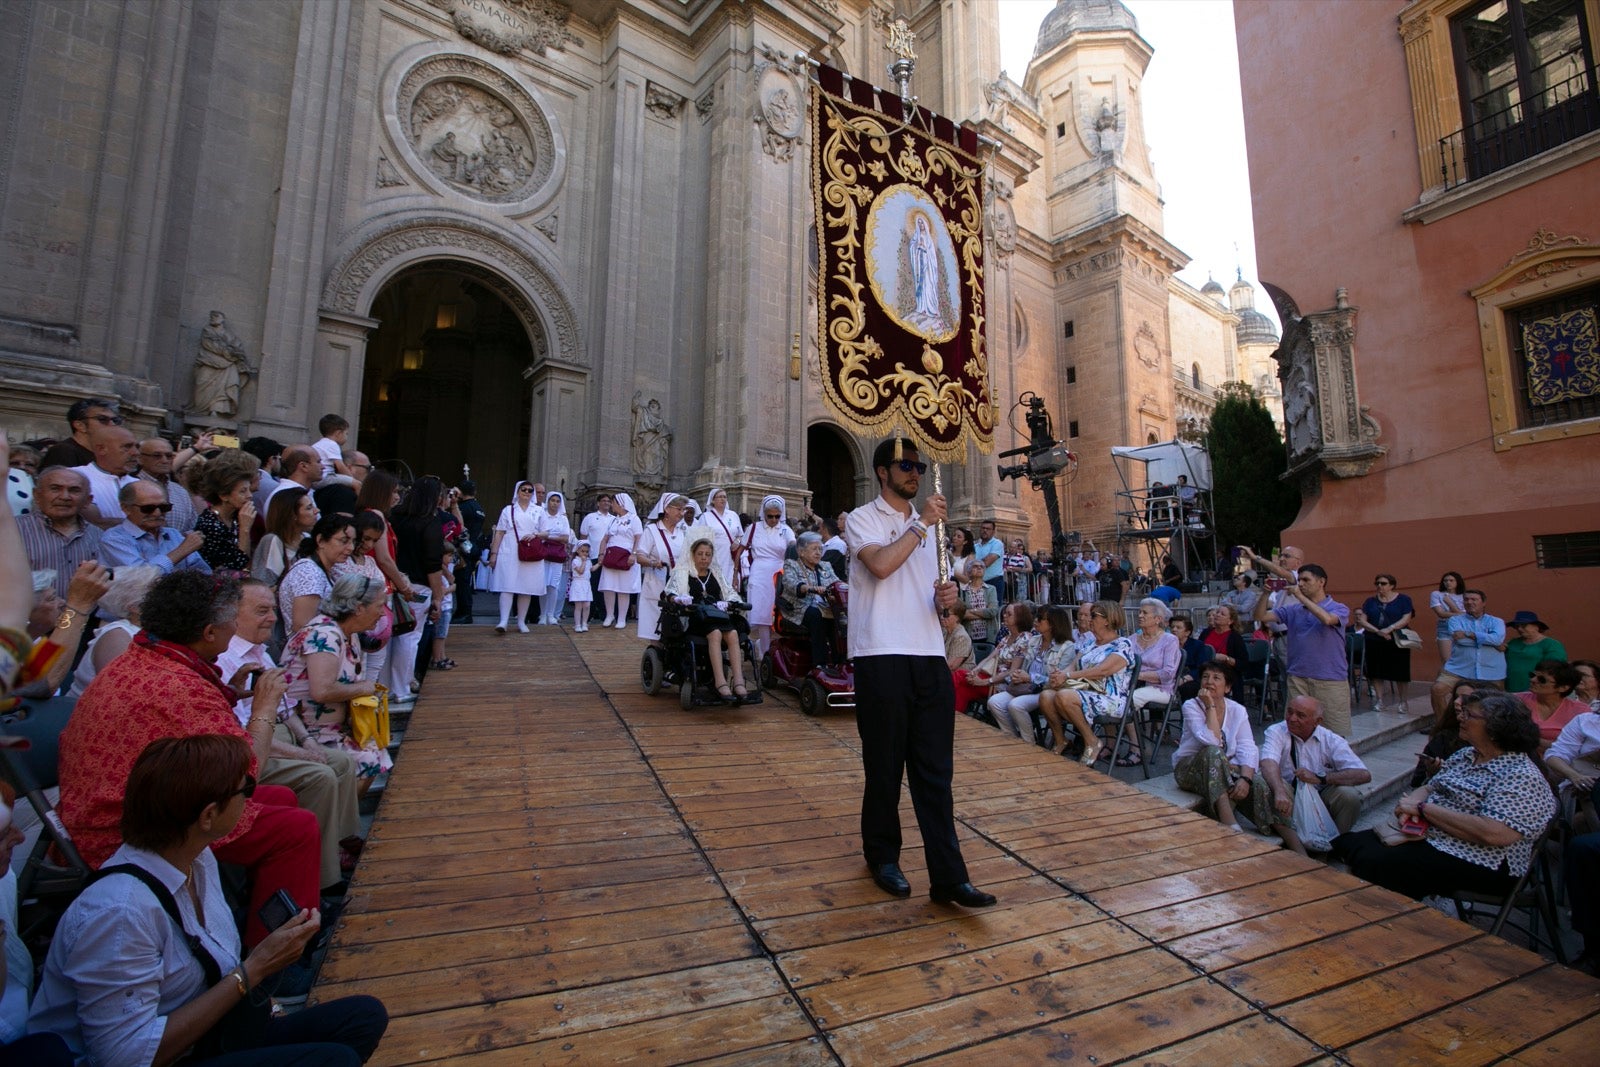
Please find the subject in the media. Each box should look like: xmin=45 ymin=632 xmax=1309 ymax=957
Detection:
xmin=806 ymin=424 xmax=859 ymax=519
xmin=359 ymin=265 xmax=537 ymax=498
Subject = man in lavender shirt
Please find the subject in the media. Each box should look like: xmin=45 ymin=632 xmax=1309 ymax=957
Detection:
xmin=1255 ymin=563 xmax=1352 ymax=737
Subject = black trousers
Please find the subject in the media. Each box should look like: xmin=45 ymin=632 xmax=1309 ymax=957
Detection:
xmin=854 ymin=654 xmax=969 ymax=887
xmin=802 ymin=606 xmax=835 ymax=666
xmin=1334 ymin=830 xmax=1515 ymax=900
xmin=190 ymin=995 xmax=388 ymax=1065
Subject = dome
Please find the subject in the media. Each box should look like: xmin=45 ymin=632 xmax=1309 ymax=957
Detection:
xmin=1035 ymin=0 xmax=1140 ymax=55
xmin=1236 ymin=308 xmax=1279 ymax=346
xmin=1200 ymin=276 xmax=1226 ymax=302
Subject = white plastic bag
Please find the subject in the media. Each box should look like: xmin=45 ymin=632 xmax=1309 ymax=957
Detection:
xmin=1291 ymin=781 xmax=1340 ymax=852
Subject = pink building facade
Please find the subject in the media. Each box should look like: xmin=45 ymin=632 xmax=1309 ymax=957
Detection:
xmin=1235 ymin=0 xmax=1600 ymax=670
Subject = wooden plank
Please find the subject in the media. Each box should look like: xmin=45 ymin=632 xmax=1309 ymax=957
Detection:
xmin=1339 ymin=965 xmax=1600 ymax=1065
xmin=1044 ymin=835 xmax=1280 ymax=893
xmin=776 ymin=893 xmax=1111 ymax=987
xmin=1118 ymin=867 xmax=1361 ymax=944
xmin=1087 ymin=848 xmax=1317 ymax=916
xmin=1217 ymin=906 xmax=1483 ymax=1007
xmin=317 ymin=925 xmax=760 ymax=1019
xmin=1274 ymin=934 xmax=1549 ymax=1048
xmin=1116 ymin=1014 xmax=1328 ymax=1067
xmin=1164 ymin=885 xmax=1420 ymax=971
xmin=799 ymin=917 xmax=1148 ymax=1028
xmin=1505 ymin=1013 xmax=1600 ymax=1064
xmin=825 ymin=947 xmax=1192 ymax=1063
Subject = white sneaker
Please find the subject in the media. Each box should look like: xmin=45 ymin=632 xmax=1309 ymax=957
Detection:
xmin=615 ymin=619 xmax=628 ymax=629
xmin=517 ymin=623 xmax=530 ymax=633
xmin=600 ymin=617 xmax=613 ymax=627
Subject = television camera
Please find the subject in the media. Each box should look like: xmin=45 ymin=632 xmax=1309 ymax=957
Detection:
xmin=997 ymin=392 xmax=1079 ymax=602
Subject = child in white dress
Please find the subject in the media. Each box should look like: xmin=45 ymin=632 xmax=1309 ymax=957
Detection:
xmin=568 ymin=542 xmax=594 ymax=632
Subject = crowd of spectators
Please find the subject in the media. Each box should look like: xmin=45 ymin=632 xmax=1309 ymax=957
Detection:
xmin=1 ymin=400 xmax=415 ymax=1061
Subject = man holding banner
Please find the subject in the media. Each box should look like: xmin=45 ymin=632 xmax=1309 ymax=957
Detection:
xmin=847 ymin=436 xmax=995 ymax=908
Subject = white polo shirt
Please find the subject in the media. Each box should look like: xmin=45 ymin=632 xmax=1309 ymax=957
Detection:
xmin=845 ymin=494 xmax=941 ymax=658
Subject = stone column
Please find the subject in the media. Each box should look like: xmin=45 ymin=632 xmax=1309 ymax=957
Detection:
xmin=306 ymin=311 xmax=378 ymax=447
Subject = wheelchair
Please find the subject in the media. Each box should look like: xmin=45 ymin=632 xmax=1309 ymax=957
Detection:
xmin=640 ymin=594 xmax=765 ymax=710
xmin=761 ymin=581 xmax=855 ymax=716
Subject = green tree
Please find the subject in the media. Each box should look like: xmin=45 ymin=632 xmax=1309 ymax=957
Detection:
xmin=1205 ymin=381 xmax=1301 ymax=554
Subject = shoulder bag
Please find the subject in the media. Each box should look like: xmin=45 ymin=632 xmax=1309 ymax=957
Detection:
xmin=601 ymin=517 xmax=634 ymax=570
xmin=512 ymin=509 xmax=545 ymax=562
xmin=540 ymin=536 xmax=570 ymax=563
xmin=92 ymin=865 xmax=272 ymax=1057
xmin=389 ymin=590 xmax=417 ymax=636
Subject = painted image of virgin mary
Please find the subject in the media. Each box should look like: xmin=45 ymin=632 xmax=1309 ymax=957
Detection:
xmin=905 ymin=210 xmax=945 ymax=333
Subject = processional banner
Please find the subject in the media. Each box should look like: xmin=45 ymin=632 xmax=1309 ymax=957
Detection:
xmin=810 ymin=64 xmax=993 ymax=462
xmin=1523 ymin=307 xmax=1599 ymax=405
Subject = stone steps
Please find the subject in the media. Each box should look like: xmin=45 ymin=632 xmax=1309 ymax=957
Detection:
xmin=1134 ymin=691 xmax=1434 ymax=822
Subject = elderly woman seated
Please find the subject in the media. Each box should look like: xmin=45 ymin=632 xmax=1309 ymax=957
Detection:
xmin=1335 ymin=691 xmax=1557 ymax=901
xmin=987 ymin=604 xmax=1068 ymax=742
xmin=280 ymin=574 xmax=393 ymax=794
xmin=1173 ymin=662 xmax=1290 ymax=840
xmin=1039 ymin=600 xmax=1134 ymax=765
xmin=669 ymin=530 xmax=752 ymax=703
xmin=1121 ymin=597 xmax=1182 ymax=767
xmin=28 ymin=734 xmax=388 ymax=1065
xmin=779 ymin=531 xmax=841 ymax=673
xmin=1516 ymin=658 xmax=1588 ymax=752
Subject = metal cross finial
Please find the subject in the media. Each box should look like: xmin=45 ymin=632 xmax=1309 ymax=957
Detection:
xmin=887 ymin=17 xmax=917 ymax=99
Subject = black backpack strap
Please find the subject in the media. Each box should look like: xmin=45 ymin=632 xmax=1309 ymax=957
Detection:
xmin=93 ymin=864 xmax=223 ymax=986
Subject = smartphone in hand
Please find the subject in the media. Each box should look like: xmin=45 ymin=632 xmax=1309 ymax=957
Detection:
xmin=257 ymin=889 xmax=299 ymax=932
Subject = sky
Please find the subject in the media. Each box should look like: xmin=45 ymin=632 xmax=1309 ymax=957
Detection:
xmin=994 ymin=0 xmax=1263 ymax=298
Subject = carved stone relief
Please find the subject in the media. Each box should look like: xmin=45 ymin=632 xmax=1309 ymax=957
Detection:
xmin=1266 ymin=284 xmax=1386 ymax=480
xmin=424 ymin=0 xmax=579 ymax=57
xmin=533 ymin=214 xmax=558 ymax=242
xmin=987 ymin=176 xmax=1016 ymax=260
xmin=696 ymin=89 xmax=715 ymax=122
xmin=1134 ymin=321 xmax=1161 ymax=372
xmin=645 ymin=82 xmax=685 ymax=121
xmin=394 ymin=53 xmax=559 ymax=210
xmin=754 ymin=44 xmax=805 ymax=163
xmin=375 ymin=153 xmax=408 ymax=188
xmin=1078 ymin=87 xmax=1123 ymax=157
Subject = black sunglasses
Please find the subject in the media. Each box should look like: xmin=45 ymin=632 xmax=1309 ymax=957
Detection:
xmin=894 ymin=460 xmax=928 ymax=474
xmin=87 ymin=413 xmax=125 ymax=425
xmin=135 ymin=502 xmax=174 ymax=515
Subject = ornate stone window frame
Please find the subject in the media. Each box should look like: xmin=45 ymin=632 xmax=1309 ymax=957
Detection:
xmin=1398 ymin=0 xmax=1600 ymax=224
xmin=380 ymin=41 xmax=567 ymax=217
xmin=1473 ymin=234 xmax=1600 ymax=451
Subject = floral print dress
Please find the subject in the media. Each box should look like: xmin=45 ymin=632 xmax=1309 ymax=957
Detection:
xmin=282 ymin=613 xmax=393 ymax=778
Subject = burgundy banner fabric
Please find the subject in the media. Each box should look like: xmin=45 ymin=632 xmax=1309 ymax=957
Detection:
xmin=809 ymin=67 xmax=993 ymax=462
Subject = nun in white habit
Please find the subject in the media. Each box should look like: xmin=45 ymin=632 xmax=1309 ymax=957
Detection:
xmin=745 ymin=493 xmax=795 ymax=657
xmin=597 ymin=491 xmax=643 ymax=627
xmin=489 ymin=480 xmax=548 ymax=633
xmin=537 ymin=490 xmax=574 ymax=625
xmin=700 ymin=486 xmax=744 ymax=591
xmin=635 ymin=490 xmax=690 ymax=641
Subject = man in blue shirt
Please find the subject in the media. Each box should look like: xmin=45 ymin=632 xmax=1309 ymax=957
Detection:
xmin=1430 ymin=588 xmax=1506 ymax=722
xmin=97 ymin=481 xmax=211 ymax=576
xmin=972 ymin=520 xmax=1005 ymax=605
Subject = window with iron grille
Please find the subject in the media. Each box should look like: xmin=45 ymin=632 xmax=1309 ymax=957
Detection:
xmin=1534 ymin=531 xmax=1600 ymax=567
xmin=1507 ymin=281 xmax=1600 ymax=428
xmin=1448 ymin=0 xmax=1598 ymax=182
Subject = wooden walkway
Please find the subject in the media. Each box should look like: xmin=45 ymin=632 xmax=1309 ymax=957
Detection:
xmin=314 ymin=625 xmax=1600 ymax=1064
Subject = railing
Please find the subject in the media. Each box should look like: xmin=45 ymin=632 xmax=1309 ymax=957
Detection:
xmin=1438 ymin=69 xmax=1599 ymax=190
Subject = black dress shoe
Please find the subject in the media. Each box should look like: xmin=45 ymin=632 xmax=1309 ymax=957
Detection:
xmin=930 ymin=882 xmax=997 ymax=908
xmin=870 ymin=862 xmax=911 ymax=898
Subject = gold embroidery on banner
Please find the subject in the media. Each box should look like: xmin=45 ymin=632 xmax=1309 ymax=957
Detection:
xmin=810 ymin=85 xmax=993 ymax=462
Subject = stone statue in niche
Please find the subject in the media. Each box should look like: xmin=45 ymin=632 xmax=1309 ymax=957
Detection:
xmin=410 ymin=80 xmax=537 ymax=201
xmin=1283 ymin=360 xmax=1320 ymax=459
xmin=1267 ymin=283 xmax=1386 ymax=480
xmin=631 ymin=391 xmax=672 ymax=487
xmin=190 ymin=311 xmax=254 ymax=419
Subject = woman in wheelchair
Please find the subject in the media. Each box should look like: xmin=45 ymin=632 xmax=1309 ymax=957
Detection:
xmin=780 ymin=532 xmax=842 ymax=671
xmin=668 ymin=534 xmax=751 ymax=703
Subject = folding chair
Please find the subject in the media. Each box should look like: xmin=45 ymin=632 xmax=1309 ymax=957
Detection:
xmin=1449 ymin=820 xmax=1567 ymax=964
xmin=1347 ymin=629 xmax=1373 ymax=709
xmin=1146 ymin=649 xmax=1189 ymax=763
xmin=1096 ymin=652 xmax=1146 ymax=777
xmin=1240 ymin=637 xmax=1272 ymax=723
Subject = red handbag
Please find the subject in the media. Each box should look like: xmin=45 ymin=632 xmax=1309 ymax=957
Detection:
xmin=511 ymin=509 xmax=544 ymax=562
xmin=541 ymin=537 xmax=570 ymax=564
xmin=602 ymin=545 xmax=632 ymax=570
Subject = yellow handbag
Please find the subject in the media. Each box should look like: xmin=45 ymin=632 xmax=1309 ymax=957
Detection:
xmin=349 ymin=684 xmax=390 ymax=751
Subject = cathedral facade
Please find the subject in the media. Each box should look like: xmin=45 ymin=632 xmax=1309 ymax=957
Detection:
xmin=0 ymin=0 xmax=1270 ymax=561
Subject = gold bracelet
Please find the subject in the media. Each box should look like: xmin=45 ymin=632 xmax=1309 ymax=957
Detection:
xmin=230 ymin=965 xmax=248 ymax=997
xmin=54 ymin=608 xmax=78 ymax=630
